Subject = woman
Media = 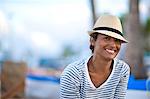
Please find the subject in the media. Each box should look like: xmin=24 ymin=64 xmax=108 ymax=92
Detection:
xmin=60 ymin=14 xmax=130 ymax=99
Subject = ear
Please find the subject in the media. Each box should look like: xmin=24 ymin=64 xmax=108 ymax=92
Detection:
xmin=90 ymin=37 xmax=95 ymax=46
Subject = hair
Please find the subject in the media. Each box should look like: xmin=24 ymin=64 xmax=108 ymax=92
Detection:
xmin=89 ymin=32 xmax=99 ymax=53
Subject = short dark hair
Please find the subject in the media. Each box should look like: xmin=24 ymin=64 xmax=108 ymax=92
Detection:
xmin=89 ymin=33 xmax=99 ymax=53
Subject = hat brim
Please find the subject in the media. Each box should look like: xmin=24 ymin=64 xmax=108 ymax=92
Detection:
xmin=88 ymin=30 xmax=128 ymax=43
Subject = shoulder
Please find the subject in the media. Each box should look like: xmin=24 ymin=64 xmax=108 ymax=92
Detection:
xmin=60 ymin=59 xmax=85 ymax=86
xmin=115 ymin=59 xmax=130 ymax=75
xmin=61 ymin=59 xmax=85 ymax=77
xmin=115 ymin=59 xmax=130 ymax=70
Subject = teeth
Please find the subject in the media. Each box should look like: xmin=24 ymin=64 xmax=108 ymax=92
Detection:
xmin=106 ymin=49 xmax=115 ymax=54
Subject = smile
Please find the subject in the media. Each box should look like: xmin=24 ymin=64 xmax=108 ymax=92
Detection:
xmin=105 ymin=49 xmax=115 ymax=54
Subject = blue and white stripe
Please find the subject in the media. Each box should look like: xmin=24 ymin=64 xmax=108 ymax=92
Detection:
xmin=60 ymin=56 xmax=130 ymax=99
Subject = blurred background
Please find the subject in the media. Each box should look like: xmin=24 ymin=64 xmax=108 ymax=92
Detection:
xmin=0 ymin=0 xmax=150 ymax=99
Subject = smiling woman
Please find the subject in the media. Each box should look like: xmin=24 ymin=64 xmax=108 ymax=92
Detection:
xmin=60 ymin=14 xmax=130 ymax=99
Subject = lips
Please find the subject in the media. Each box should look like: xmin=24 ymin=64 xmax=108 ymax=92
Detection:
xmin=105 ymin=49 xmax=115 ymax=54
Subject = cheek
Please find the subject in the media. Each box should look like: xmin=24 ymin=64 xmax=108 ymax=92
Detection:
xmin=116 ymin=45 xmax=121 ymax=51
xmin=94 ymin=43 xmax=105 ymax=52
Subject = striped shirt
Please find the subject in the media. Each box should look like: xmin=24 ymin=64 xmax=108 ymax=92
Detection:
xmin=60 ymin=56 xmax=130 ymax=99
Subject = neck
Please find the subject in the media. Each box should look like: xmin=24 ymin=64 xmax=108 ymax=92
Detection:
xmin=89 ymin=55 xmax=113 ymax=73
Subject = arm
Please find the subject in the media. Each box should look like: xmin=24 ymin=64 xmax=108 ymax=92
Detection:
xmin=60 ymin=65 xmax=81 ymax=99
xmin=114 ymin=63 xmax=130 ymax=99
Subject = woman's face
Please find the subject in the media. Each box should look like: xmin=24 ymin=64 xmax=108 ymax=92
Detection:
xmin=91 ymin=34 xmax=121 ymax=60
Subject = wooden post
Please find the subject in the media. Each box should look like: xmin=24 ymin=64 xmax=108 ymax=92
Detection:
xmin=1 ymin=61 xmax=27 ymax=99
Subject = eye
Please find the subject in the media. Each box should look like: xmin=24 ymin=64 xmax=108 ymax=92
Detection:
xmin=104 ymin=36 xmax=111 ymax=40
xmin=115 ymin=39 xmax=121 ymax=43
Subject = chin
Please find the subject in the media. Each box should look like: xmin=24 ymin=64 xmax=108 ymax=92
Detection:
xmin=107 ymin=57 xmax=114 ymax=61
xmin=105 ymin=55 xmax=116 ymax=60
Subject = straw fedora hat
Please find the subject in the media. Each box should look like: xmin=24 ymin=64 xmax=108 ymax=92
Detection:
xmin=88 ymin=14 xmax=128 ymax=43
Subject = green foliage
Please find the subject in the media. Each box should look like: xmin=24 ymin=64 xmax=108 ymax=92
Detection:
xmin=143 ymin=17 xmax=150 ymax=52
xmin=119 ymin=13 xmax=128 ymax=35
xmin=62 ymin=45 xmax=76 ymax=58
xmin=144 ymin=17 xmax=150 ymax=35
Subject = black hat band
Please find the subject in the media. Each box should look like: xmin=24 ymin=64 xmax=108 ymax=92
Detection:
xmin=93 ymin=27 xmax=123 ymax=36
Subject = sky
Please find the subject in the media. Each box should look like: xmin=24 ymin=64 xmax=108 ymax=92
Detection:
xmin=0 ymin=0 xmax=91 ymax=62
xmin=0 ymin=0 xmax=149 ymax=62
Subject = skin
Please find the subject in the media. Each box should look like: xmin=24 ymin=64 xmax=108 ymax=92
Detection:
xmin=88 ymin=33 xmax=122 ymax=88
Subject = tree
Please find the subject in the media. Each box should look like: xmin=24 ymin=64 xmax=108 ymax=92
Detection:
xmin=124 ymin=0 xmax=147 ymax=79
xmin=89 ymin=0 xmax=96 ymax=25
